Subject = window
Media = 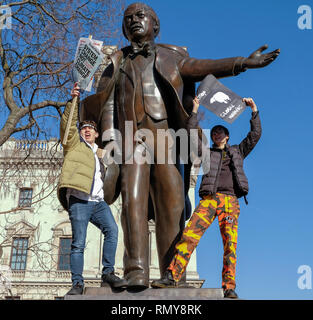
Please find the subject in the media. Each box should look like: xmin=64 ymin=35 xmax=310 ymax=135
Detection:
xmin=10 ymin=238 xmax=29 ymax=270
xmin=18 ymin=188 xmax=33 ymax=208
xmin=58 ymin=238 xmax=71 ymax=270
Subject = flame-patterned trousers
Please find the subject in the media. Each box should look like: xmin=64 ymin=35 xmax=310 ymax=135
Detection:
xmin=168 ymin=193 xmax=240 ymax=290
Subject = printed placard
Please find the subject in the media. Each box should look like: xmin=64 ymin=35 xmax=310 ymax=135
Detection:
xmin=196 ymin=75 xmax=246 ymax=123
xmin=72 ymin=37 xmax=104 ymax=91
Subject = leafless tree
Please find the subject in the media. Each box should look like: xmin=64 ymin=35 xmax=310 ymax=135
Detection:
xmin=0 ymin=0 xmax=125 ymax=146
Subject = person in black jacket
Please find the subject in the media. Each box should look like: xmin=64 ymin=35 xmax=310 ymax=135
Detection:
xmin=151 ymin=96 xmax=261 ymax=299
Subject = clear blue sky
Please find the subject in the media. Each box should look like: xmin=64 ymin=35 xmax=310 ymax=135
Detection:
xmin=123 ymin=0 xmax=313 ymax=299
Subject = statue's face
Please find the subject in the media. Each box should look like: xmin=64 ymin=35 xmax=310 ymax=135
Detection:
xmin=123 ymin=4 xmax=156 ymax=42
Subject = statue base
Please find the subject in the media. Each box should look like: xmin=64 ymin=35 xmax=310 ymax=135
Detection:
xmin=64 ymin=286 xmax=224 ymax=300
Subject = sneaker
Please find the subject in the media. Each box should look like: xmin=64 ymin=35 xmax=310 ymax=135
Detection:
xmin=224 ymin=288 xmax=238 ymax=299
xmin=151 ymin=270 xmax=177 ymax=288
xmin=101 ymin=272 xmax=128 ymax=289
xmin=66 ymin=283 xmax=84 ymax=295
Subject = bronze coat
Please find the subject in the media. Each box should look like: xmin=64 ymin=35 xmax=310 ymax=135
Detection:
xmin=81 ymin=43 xmax=243 ymax=139
xmin=80 ymin=44 xmax=244 ymax=211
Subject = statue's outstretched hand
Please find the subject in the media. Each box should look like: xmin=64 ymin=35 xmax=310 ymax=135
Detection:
xmin=243 ymin=45 xmax=280 ymax=70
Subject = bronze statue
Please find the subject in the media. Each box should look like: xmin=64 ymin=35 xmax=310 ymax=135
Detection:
xmin=80 ymin=2 xmax=280 ymax=289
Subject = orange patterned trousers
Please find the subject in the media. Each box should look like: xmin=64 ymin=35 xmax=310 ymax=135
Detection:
xmin=168 ymin=193 xmax=240 ymax=290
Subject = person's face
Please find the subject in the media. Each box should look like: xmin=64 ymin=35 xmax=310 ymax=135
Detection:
xmin=211 ymin=128 xmax=229 ymax=146
xmin=80 ymin=126 xmax=99 ymax=145
xmin=123 ymin=5 xmax=155 ymax=42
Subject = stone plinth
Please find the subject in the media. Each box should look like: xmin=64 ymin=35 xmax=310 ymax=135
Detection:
xmin=64 ymin=286 xmax=224 ymax=300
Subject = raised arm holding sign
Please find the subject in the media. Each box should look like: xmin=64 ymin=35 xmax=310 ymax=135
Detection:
xmin=62 ymin=37 xmax=104 ymax=145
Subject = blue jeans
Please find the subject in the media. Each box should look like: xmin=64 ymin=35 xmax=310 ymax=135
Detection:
xmin=68 ymin=196 xmax=118 ymax=286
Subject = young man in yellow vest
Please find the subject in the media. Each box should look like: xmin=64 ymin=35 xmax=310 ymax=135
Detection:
xmin=58 ymin=83 xmax=126 ymax=295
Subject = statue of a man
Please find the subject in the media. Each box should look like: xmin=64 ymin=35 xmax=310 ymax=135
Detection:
xmin=80 ymin=2 xmax=279 ymax=289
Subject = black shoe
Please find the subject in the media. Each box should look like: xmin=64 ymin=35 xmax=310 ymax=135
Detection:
xmin=101 ymin=272 xmax=128 ymax=289
xmin=151 ymin=270 xmax=177 ymax=288
xmin=66 ymin=283 xmax=84 ymax=295
xmin=224 ymin=288 xmax=238 ymax=299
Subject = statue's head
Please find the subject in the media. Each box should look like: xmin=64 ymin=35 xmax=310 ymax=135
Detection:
xmin=122 ymin=2 xmax=160 ymax=42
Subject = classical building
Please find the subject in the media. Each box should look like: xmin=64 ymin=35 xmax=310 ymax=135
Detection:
xmin=0 ymin=138 xmax=203 ymax=300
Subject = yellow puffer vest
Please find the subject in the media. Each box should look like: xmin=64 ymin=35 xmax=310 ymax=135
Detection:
xmin=57 ymin=100 xmax=96 ymax=211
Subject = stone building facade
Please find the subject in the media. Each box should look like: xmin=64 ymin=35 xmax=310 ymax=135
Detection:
xmin=0 ymin=138 xmax=203 ymax=300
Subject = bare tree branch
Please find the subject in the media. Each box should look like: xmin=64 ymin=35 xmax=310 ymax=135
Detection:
xmin=0 ymin=0 xmax=125 ymax=146
xmin=2 ymin=1 xmax=31 ymax=7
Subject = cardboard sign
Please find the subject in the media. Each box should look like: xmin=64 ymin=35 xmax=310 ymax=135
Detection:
xmin=196 ymin=75 xmax=246 ymax=124
xmin=72 ymin=37 xmax=104 ymax=91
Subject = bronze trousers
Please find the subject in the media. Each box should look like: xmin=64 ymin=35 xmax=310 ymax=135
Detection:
xmin=120 ymin=116 xmax=185 ymax=283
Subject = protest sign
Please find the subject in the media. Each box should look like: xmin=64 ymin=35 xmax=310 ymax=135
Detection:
xmin=72 ymin=37 xmax=104 ymax=91
xmin=196 ymin=75 xmax=246 ymax=124
xmin=63 ymin=37 xmax=104 ymax=145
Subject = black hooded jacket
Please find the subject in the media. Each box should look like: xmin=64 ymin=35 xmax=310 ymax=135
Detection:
xmin=187 ymin=111 xmax=262 ymax=199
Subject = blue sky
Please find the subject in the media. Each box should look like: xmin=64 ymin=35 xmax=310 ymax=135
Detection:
xmin=122 ymin=0 xmax=313 ymax=299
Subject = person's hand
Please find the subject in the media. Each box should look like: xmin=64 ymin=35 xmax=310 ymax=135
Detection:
xmin=192 ymin=97 xmax=200 ymax=113
xmin=242 ymin=45 xmax=280 ymax=70
xmin=243 ymin=97 xmax=258 ymax=112
xmin=71 ymin=82 xmax=80 ymax=98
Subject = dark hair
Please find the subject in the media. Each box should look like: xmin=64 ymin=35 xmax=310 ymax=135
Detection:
xmin=79 ymin=120 xmax=98 ymax=132
xmin=122 ymin=3 xmax=160 ymax=40
xmin=210 ymin=125 xmax=229 ymax=139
